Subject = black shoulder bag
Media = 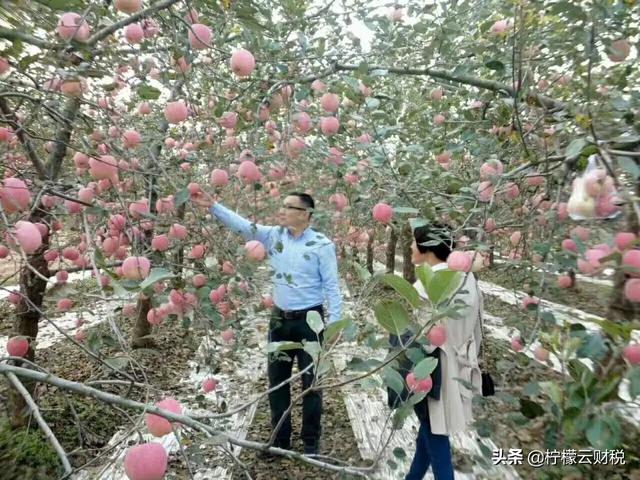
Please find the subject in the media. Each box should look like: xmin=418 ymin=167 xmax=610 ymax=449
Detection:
xmin=476 ymin=285 xmax=495 ymax=397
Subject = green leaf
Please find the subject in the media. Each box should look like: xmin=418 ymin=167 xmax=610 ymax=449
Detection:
xmin=344 ymin=77 xmax=361 ymax=92
xmin=139 ymin=268 xmax=175 ymax=290
xmin=85 ymin=206 xmax=109 ymax=217
xmin=373 ymin=300 xmax=411 ymax=334
xmin=343 ymin=318 xmax=359 ymax=342
xmin=609 ymin=135 xmax=640 ymax=145
xmin=346 ymin=357 xmax=382 ymax=372
xmin=266 ymin=341 xmax=302 ymax=352
xmin=540 ymin=310 xmax=557 ymax=325
xmin=594 ymin=375 xmax=622 ymax=403
xmin=87 ymin=331 xmax=102 ymax=354
xmin=413 ymin=357 xmax=438 ymax=380
xmin=415 ymin=264 xmax=433 ymax=298
xmin=476 ymin=419 xmax=494 ymax=438
xmin=316 ymin=357 xmax=332 ymax=377
xmin=409 ymin=218 xmax=429 ymax=229
xmin=324 ymin=318 xmax=349 ymax=343
xmin=484 ymin=59 xmax=505 ymax=72
xmin=427 ymin=270 xmax=462 ymax=305
xmin=173 ymin=188 xmax=190 ymax=207
xmin=303 ymin=341 xmax=321 ymax=360
xmin=378 ymin=274 xmax=422 ymax=309
xmin=93 ymin=247 xmax=106 ymax=269
xmin=522 ymin=381 xmax=540 ymax=397
xmin=109 ymin=281 xmax=128 ymax=298
xmin=586 ymin=416 xmax=620 ymax=450
xmin=610 ymin=97 xmax=629 ymax=111
xmin=104 ymin=356 xmax=130 ymax=370
xmin=306 ymin=310 xmax=324 ymax=335
xmin=295 ymin=86 xmax=310 ymax=102
xmin=617 ymin=156 xmax=640 ymax=179
xmin=359 ymin=377 xmax=381 ymax=390
xmin=520 ymin=398 xmax=545 ymax=419
xmin=407 ymin=391 xmax=427 ymax=406
xmin=137 ymin=84 xmax=161 ymax=100
xmin=626 ymin=367 xmax=640 ymax=399
xmin=590 ymin=318 xmax=626 ymax=340
xmin=575 ymin=332 xmax=607 ymax=361
xmin=392 ymin=404 xmax=413 ymax=430
xmin=392 ymin=447 xmax=407 ymax=459
xmin=353 ymin=262 xmax=372 ymax=281
xmin=565 ymin=138 xmax=587 ymax=160
xmin=365 ymin=98 xmax=380 ymax=109
xmin=181 ymin=311 xmax=192 ymax=329
xmin=393 ymin=206 xmax=420 ymax=214
xmin=406 ymin=347 xmax=426 ymax=365
xmin=383 ymin=366 xmax=406 ymax=395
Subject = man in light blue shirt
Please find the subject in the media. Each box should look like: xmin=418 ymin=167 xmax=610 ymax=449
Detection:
xmin=193 ymin=190 xmax=342 ymax=456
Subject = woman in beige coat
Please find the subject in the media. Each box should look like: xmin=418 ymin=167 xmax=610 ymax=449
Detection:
xmin=394 ymin=223 xmax=483 ymax=480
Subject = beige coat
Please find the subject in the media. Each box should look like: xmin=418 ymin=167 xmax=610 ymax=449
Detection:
xmin=413 ymin=262 xmax=483 ymax=436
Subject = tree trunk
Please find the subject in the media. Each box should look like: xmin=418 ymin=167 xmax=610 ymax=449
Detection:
xmin=6 ymin=97 xmax=80 ymax=427
xmin=386 ymin=226 xmax=397 ymax=273
xmin=131 ymin=296 xmax=154 ymax=348
xmin=130 ymin=93 xmax=182 ymax=346
xmin=401 ymin=222 xmax=415 ymax=283
xmin=132 ymin=165 xmax=159 ymax=348
xmin=131 ymin=200 xmax=156 ymax=348
xmin=608 ymin=178 xmax=640 ymax=320
xmin=170 ymin=202 xmax=186 ymax=290
xmin=131 ymin=81 xmax=185 ymax=346
xmin=366 ymin=229 xmax=374 ymax=274
xmin=131 ymin=144 xmax=161 ymax=348
xmin=8 ymin=216 xmax=50 ymax=427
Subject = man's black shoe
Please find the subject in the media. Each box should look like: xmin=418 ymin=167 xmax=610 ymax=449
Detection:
xmin=303 ymin=440 xmax=319 ymax=455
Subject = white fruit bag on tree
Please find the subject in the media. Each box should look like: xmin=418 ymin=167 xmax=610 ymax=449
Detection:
xmin=567 ymin=154 xmax=622 ymax=221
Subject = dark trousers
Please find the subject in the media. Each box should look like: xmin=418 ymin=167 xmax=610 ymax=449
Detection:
xmin=268 ymin=304 xmax=324 ymax=446
xmin=406 ymin=414 xmax=454 ymax=480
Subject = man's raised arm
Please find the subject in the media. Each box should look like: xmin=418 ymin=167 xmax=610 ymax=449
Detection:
xmin=192 ymin=192 xmax=274 ymax=247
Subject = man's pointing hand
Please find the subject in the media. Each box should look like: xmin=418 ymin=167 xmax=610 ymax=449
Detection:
xmin=191 ymin=191 xmax=216 ymax=209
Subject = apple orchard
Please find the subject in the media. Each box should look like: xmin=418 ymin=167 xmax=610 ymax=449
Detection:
xmin=0 ymin=1 xmax=639 ymax=479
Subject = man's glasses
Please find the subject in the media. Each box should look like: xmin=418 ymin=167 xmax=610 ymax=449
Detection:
xmin=282 ymin=205 xmax=308 ymax=211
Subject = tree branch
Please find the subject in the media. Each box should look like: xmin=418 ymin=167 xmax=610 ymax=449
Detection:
xmin=0 ymin=97 xmax=48 ymax=180
xmin=0 ymin=364 xmax=370 ymax=477
xmin=45 ymin=97 xmax=81 ymax=179
xmin=5 ymin=371 xmax=73 ymax=475
xmin=0 ymin=27 xmax=56 ymax=50
xmin=333 ymin=63 xmax=565 ymax=112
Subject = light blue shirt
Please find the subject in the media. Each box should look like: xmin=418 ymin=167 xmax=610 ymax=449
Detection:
xmin=210 ymin=203 xmax=343 ymax=324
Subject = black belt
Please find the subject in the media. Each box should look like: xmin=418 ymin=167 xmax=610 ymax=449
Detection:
xmin=273 ymin=304 xmax=323 ymax=320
